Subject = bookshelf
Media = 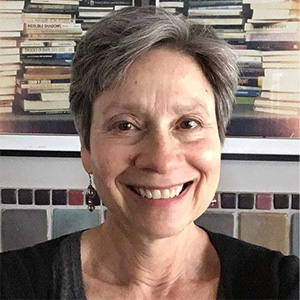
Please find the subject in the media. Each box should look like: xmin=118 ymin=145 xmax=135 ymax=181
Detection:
xmin=0 ymin=0 xmax=299 ymax=155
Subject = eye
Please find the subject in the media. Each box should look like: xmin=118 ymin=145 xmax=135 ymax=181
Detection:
xmin=115 ymin=121 xmax=136 ymax=131
xmin=179 ymin=119 xmax=200 ymax=130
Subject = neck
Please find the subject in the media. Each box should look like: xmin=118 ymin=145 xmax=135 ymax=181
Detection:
xmin=82 ymin=215 xmax=215 ymax=290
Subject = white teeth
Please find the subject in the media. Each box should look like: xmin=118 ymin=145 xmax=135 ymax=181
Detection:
xmin=139 ymin=188 xmax=146 ymax=197
xmin=133 ymin=184 xmax=185 ymax=199
xmin=175 ymin=185 xmax=182 ymax=196
xmin=152 ymin=190 xmax=161 ymax=199
xmin=170 ymin=189 xmax=176 ymax=198
xmin=145 ymin=189 xmax=152 ymax=199
xmin=161 ymin=189 xmax=170 ymax=199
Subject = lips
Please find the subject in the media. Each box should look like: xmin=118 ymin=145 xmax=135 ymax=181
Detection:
xmin=127 ymin=182 xmax=192 ymax=200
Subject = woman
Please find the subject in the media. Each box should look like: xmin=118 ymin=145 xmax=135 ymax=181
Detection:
xmin=1 ymin=6 xmax=299 ymax=300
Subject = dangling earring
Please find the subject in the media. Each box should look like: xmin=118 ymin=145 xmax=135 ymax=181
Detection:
xmin=86 ymin=174 xmax=97 ymax=212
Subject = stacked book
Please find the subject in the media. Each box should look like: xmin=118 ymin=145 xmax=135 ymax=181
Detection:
xmin=243 ymin=0 xmax=300 ymax=116
xmin=15 ymin=0 xmax=82 ymax=114
xmin=0 ymin=0 xmax=24 ymax=113
xmin=254 ymin=51 xmax=300 ymax=116
xmin=78 ymin=0 xmax=133 ymax=33
xmin=235 ymin=48 xmax=263 ymax=105
xmin=159 ymin=0 xmax=184 ymax=15
xmin=188 ymin=0 xmax=251 ymax=47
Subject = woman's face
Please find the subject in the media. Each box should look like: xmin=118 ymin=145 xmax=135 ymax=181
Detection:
xmin=81 ymin=48 xmax=221 ymax=239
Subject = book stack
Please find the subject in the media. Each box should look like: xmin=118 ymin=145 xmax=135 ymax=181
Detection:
xmin=15 ymin=1 xmax=82 ymax=114
xmin=159 ymin=0 xmax=184 ymax=15
xmin=78 ymin=0 xmax=133 ymax=33
xmin=0 ymin=0 xmax=24 ymax=113
xmin=188 ymin=0 xmax=251 ymax=47
xmin=254 ymin=51 xmax=300 ymax=116
xmin=243 ymin=0 xmax=300 ymax=116
xmin=235 ymin=48 xmax=263 ymax=105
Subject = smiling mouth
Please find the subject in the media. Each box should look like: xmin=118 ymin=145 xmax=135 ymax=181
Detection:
xmin=127 ymin=181 xmax=193 ymax=200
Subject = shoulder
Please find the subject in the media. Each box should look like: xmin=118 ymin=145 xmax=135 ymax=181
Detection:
xmin=0 ymin=232 xmax=79 ymax=299
xmin=205 ymin=230 xmax=299 ymax=299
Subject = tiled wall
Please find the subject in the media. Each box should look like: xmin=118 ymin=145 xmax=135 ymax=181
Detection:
xmin=0 ymin=188 xmax=299 ymax=257
xmin=0 ymin=156 xmax=299 ymax=257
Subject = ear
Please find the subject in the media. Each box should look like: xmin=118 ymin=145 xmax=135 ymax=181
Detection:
xmin=81 ymin=145 xmax=92 ymax=174
xmin=75 ymin=120 xmax=93 ymax=174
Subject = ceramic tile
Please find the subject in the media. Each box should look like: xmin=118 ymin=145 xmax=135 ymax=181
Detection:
xmin=18 ymin=189 xmax=33 ymax=205
xmin=256 ymin=193 xmax=272 ymax=210
xmin=1 ymin=189 xmax=16 ymax=204
xmin=221 ymin=193 xmax=236 ymax=209
xmin=273 ymin=194 xmax=289 ymax=209
xmin=292 ymin=194 xmax=299 ymax=210
xmin=1 ymin=209 xmax=47 ymax=252
xmin=195 ymin=213 xmax=234 ymax=236
xmin=53 ymin=209 xmax=100 ymax=238
xmin=238 ymin=193 xmax=254 ymax=209
xmin=239 ymin=213 xmax=289 ymax=255
xmin=35 ymin=190 xmax=50 ymax=205
xmin=69 ymin=190 xmax=84 ymax=205
xmin=52 ymin=189 xmax=67 ymax=205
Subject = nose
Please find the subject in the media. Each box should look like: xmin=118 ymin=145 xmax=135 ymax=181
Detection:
xmin=133 ymin=129 xmax=181 ymax=174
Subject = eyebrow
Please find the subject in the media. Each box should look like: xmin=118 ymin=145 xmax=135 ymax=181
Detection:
xmin=102 ymin=98 xmax=211 ymax=117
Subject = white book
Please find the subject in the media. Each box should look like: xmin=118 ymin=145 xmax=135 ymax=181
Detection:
xmin=0 ymin=54 xmax=20 ymax=64
xmin=0 ymin=48 xmax=19 ymax=56
xmin=0 ymin=39 xmax=17 ymax=48
xmin=114 ymin=5 xmax=131 ymax=10
xmin=261 ymin=91 xmax=300 ymax=101
xmin=0 ymin=76 xmax=16 ymax=88
xmin=235 ymin=49 xmax=262 ymax=56
xmin=244 ymin=0 xmax=298 ymax=3
xmin=0 ymin=19 xmax=23 ymax=31
xmin=0 ymin=31 xmax=21 ymax=38
xmin=262 ymin=62 xmax=300 ymax=68
xmin=0 ymin=64 xmax=21 ymax=72
xmin=0 ymin=13 xmax=22 ymax=19
xmin=0 ymin=95 xmax=14 ymax=101
xmin=78 ymin=11 xmax=110 ymax=17
xmin=0 ymin=1 xmax=24 ymax=10
xmin=189 ymin=9 xmax=242 ymax=17
xmin=262 ymin=73 xmax=300 ymax=93
xmin=41 ymin=92 xmax=69 ymax=101
xmin=262 ymin=50 xmax=300 ymax=56
xmin=20 ymin=99 xmax=70 ymax=111
xmin=20 ymin=40 xmax=76 ymax=47
xmin=0 ymin=70 xmax=17 ymax=76
xmin=254 ymin=106 xmax=299 ymax=116
xmin=22 ymin=46 xmax=74 ymax=54
xmin=238 ymin=56 xmax=261 ymax=62
xmin=22 ymin=12 xmax=72 ymax=19
xmin=254 ymin=98 xmax=300 ymax=108
xmin=0 ymin=86 xmax=15 ymax=95
xmin=189 ymin=18 xmax=244 ymax=25
xmin=263 ymin=55 xmax=300 ymax=62
xmin=30 ymin=0 xmax=79 ymax=5
xmin=244 ymin=21 xmax=299 ymax=31
xmin=159 ymin=1 xmax=183 ymax=8
xmin=79 ymin=6 xmax=113 ymax=10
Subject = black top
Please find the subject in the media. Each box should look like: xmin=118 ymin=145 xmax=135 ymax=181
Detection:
xmin=0 ymin=229 xmax=299 ymax=299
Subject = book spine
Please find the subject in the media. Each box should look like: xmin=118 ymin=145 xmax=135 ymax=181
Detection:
xmin=246 ymin=41 xmax=300 ymax=51
xmin=21 ymin=53 xmax=73 ymax=59
xmin=20 ymin=41 xmax=76 ymax=47
xmin=21 ymin=46 xmax=74 ymax=54
xmin=235 ymin=89 xmax=260 ymax=97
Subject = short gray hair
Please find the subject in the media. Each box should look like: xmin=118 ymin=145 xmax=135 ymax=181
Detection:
xmin=70 ymin=6 xmax=239 ymax=150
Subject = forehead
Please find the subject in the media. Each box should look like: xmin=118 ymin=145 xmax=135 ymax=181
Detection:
xmin=94 ymin=47 xmax=215 ymax=115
